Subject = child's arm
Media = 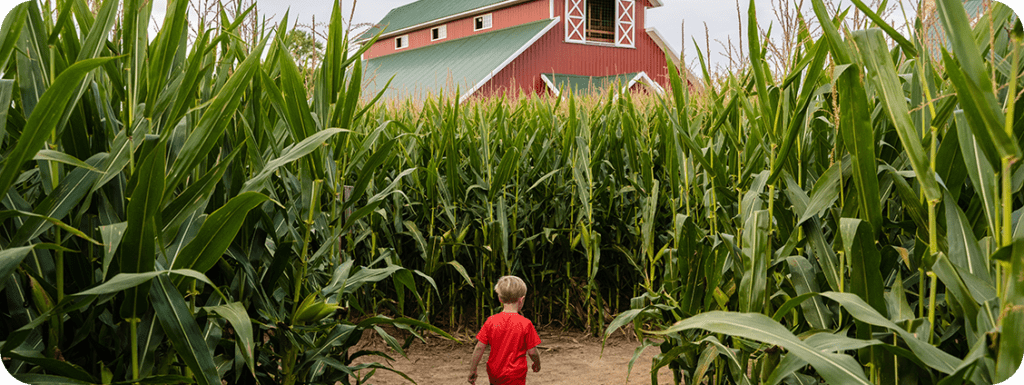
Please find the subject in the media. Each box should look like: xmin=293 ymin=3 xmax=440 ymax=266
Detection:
xmin=467 ymin=341 xmax=487 ymax=384
xmin=527 ymin=347 xmax=541 ymax=372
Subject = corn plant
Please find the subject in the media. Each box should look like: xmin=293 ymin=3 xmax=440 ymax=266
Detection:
xmin=3 ymin=0 xmax=1024 ymax=384
xmin=604 ymin=0 xmax=1024 ymax=384
xmin=0 ymin=1 xmax=450 ymax=384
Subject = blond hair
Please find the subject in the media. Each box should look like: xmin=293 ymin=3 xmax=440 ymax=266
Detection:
xmin=494 ymin=276 xmax=527 ymax=303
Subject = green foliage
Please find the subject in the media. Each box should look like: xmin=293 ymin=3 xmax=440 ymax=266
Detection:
xmin=284 ymin=29 xmax=323 ymax=68
xmin=601 ymin=1 xmax=1024 ymax=384
xmin=0 ymin=1 xmax=446 ymax=384
xmin=2 ymin=0 xmax=1023 ymax=384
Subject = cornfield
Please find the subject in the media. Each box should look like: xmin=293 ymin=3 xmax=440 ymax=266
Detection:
xmin=0 ymin=0 xmax=1022 ymax=384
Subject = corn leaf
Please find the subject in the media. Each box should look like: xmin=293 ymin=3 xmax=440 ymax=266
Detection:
xmin=841 ymin=218 xmax=888 ymax=318
xmin=653 ymin=311 xmax=871 ymax=385
xmin=118 ymin=143 xmax=165 ymax=319
xmin=170 ymin=192 xmax=268 ymax=275
xmin=955 ymin=111 xmax=1000 ymax=235
xmin=241 ymin=128 xmax=347 ymax=193
xmin=798 ymin=162 xmax=842 ymax=225
xmin=942 ymin=190 xmax=991 ymax=280
xmin=165 ymin=36 xmax=267 ymax=196
xmin=150 ymin=275 xmax=220 ymax=385
xmin=739 ymin=210 xmax=770 ymax=314
xmin=9 ymin=153 xmax=106 ymax=246
xmin=821 ymin=292 xmax=961 ymax=373
xmin=785 ymin=256 xmax=833 ymax=329
xmin=0 ymin=3 xmax=27 ymax=73
xmin=0 ymin=56 xmax=115 ymax=197
xmin=0 ymin=246 xmax=35 ymax=293
xmin=996 ymin=237 xmax=1024 ymax=382
xmin=934 ymin=0 xmax=1019 ymax=161
xmin=847 ymin=0 xmax=917 ymax=57
xmin=854 ymin=29 xmax=940 ymax=201
xmin=75 ymin=270 xmax=215 ymax=296
xmin=203 ymin=302 xmax=255 ymax=375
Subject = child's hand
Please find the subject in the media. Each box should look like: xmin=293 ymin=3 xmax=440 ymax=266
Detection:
xmin=532 ymin=360 xmax=541 ymax=372
xmin=468 ymin=370 xmax=477 ymax=384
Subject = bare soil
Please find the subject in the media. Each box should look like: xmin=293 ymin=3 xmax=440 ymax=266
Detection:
xmin=351 ymin=327 xmax=676 ymax=385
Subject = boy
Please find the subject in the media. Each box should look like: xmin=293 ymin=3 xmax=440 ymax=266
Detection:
xmin=468 ymin=276 xmax=542 ymax=385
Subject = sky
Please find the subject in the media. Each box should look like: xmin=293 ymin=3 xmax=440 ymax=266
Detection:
xmin=0 ymin=0 xmax=1023 ymax=70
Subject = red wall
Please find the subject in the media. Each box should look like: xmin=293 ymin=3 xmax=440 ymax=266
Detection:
xmin=478 ymin=0 xmax=672 ymax=98
xmin=365 ymin=0 xmax=550 ymax=60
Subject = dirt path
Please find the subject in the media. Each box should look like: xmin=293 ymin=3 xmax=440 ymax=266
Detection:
xmin=352 ymin=327 xmax=676 ymax=385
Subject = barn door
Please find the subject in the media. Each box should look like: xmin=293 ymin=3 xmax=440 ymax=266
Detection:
xmin=566 ymin=0 xmax=586 ymax=43
xmin=615 ymin=0 xmax=635 ymax=47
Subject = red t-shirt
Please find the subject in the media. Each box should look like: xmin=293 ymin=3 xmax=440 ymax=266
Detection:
xmin=476 ymin=312 xmax=542 ymax=385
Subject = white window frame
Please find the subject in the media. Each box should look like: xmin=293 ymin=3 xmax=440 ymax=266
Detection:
xmin=431 ymin=25 xmax=448 ymax=41
xmin=565 ymin=0 xmax=635 ymax=48
xmin=565 ymin=0 xmax=586 ymax=43
xmin=615 ymin=0 xmax=635 ymax=47
xmin=395 ymin=34 xmax=409 ymax=50
xmin=474 ymin=14 xmax=493 ymax=31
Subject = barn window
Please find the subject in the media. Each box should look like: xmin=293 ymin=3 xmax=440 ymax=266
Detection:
xmin=395 ymin=35 xmax=409 ymax=49
xmin=566 ymin=0 xmax=635 ymax=47
xmin=586 ymin=0 xmax=615 ymax=43
xmin=432 ymin=25 xmax=447 ymax=41
xmin=474 ymin=14 xmax=492 ymax=31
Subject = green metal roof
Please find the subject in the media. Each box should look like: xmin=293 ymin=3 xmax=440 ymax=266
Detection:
xmin=541 ymin=73 xmax=640 ymax=94
xmin=363 ymin=19 xmax=555 ymax=102
xmin=359 ymin=0 xmax=508 ymax=41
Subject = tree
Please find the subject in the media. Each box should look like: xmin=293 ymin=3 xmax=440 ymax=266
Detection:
xmin=285 ymin=29 xmax=323 ymax=68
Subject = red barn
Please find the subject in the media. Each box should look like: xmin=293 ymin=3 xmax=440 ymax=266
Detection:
xmin=358 ymin=0 xmax=690 ymax=102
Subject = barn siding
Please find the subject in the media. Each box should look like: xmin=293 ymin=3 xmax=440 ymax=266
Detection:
xmin=478 ymin=0 xmax=670 ymax=98
xmin=365 ymin=0 xmax=550 ymax=60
